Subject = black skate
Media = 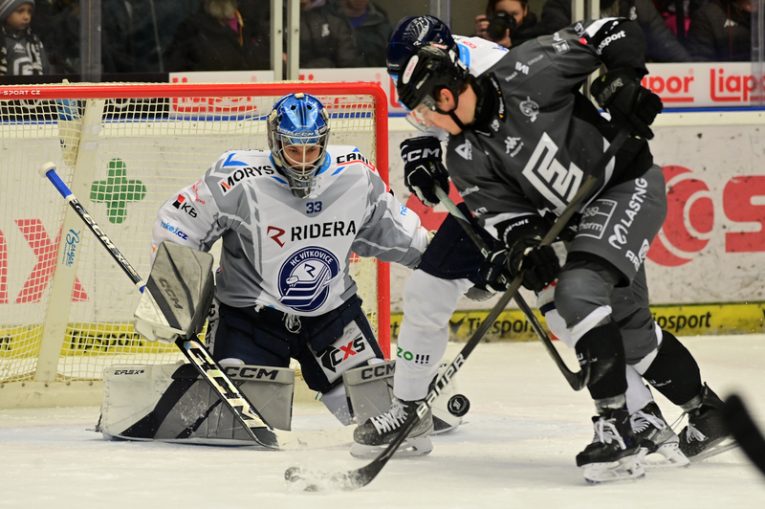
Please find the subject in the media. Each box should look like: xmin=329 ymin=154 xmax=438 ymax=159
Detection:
xmin=576 ymin=407 xmax=644 ymax=483
xmin=350 ymin=398 xmax=433 ymax=458
xmin=631 ymin=402 xmax=689 ymax=467
xmin=679 ymin=384 xmax=737 ymax=461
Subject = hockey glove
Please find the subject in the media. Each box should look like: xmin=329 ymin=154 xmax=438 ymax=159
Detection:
xmin=401 ymin=136 xmax=450 ymax=207
xmin=590 ymin=68 xmax=663 ymax=140
xmin=500 ymin=215 xmax=560 ymax=293
xmin=477 ymin=248 xmax=513 ymax=292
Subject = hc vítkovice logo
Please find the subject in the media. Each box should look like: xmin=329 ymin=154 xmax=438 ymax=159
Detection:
xmin=278 ymin=246 xmax=339 ymax=312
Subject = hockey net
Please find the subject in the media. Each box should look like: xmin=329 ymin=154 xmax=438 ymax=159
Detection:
xmin=0 ymin=82 xmax=390 ymax=407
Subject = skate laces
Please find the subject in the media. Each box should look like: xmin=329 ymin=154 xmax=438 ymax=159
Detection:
xmin=630 ymin=409 xmax=666 ymax=434
xmin=370 ymin=399 xmax=408 ymax=434
xmin=684 ymin=422 xmax=708 ymax=443
xmin=594 ymin=417 xmax=627 ymax=449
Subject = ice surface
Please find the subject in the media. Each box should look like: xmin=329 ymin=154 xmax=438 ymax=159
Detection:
xmin=1 ymin=335 xmax=764 ymax=509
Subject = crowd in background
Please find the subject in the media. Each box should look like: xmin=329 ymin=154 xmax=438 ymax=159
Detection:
xmin=0 ymin=0 xmax=756 ymax=77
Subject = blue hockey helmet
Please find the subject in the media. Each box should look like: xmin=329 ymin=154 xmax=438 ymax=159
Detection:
xmin=267 ymin=93 xmax=330 ymax=198
xmin=387 ymin=15 xmax=456 ymax=81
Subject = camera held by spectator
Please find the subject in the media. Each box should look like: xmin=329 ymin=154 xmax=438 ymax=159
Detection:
xmin=475 ymin=0 xmax=538 ymax=48
xmin=486 ymin=11 xmax=517 ymax=42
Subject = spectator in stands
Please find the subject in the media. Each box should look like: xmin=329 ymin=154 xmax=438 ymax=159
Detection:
xmin=299 ymin=0 xmax=362 ymax=68
xmin=686 ymin=0 xmax=752 ymax=61
xmin=102 ymin=0 xmax=201 ymax=74
xmin=653 ymin=0 xmax=705 ymax=44
xmin=164 ymin=0 xmax=268 ymax=72
xmin=1 ymin=0 xmax=50 ymax=75
xmin=474 ymin=0 xmax=541 ymax=48
xmin=534 ymin=0 xmax=691 ymax=61
xmin=31 ymin=0 xmax=78 ymax=74
xmin=334 ymin=0 xmax=391 ymax=67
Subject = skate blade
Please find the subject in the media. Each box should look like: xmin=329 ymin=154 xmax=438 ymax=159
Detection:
xmin=431 ymin=415 xmax=462 ymax=436
xmin=639 ymin=441 xmax=690 ymax=468
xmin=349 ymin=436 xmax=433 ymax=459
xmin=583 ymin=455 xmax=646 ymax=484
xmin=689 ymin=437 xmax=738 ymax=463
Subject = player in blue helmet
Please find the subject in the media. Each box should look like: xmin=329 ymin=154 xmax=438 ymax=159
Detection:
xmin=387 ymin=15 xmax=457 ymax=81
xmin=267 ymin=92 xmax=330 ymax=199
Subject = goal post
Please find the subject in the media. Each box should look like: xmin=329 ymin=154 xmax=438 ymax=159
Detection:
xmin=0 ymin=82 xmax=390 ymax=408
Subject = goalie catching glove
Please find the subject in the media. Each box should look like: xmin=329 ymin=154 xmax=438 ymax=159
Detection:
xmin=401 ymin=136 xmax=450 ymax=207
xmin=590 ymin=68 xmax=663 ymax=140
xmin=482 ymin=215 xmax=560 ymax=293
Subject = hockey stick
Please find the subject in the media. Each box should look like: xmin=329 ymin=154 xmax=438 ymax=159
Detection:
xmin=283 ymin=130 xmax=631 ymax=491
xmin=40 ymin=162 xmax=280 ymax=449
xmin=723 ymin=394 xmax=765 ymax=477
xmin=433 ymin=186 xmax=587 ymax=391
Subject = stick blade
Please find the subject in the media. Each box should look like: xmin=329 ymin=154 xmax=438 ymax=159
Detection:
xmin=284 ymin=461 xmax=383 ymax=492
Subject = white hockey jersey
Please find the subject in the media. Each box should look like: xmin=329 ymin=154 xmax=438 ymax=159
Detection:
xmin=152 ymin=145 xmax=428 ymax=316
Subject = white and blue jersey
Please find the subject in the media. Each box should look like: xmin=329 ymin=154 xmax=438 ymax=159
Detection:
xmin=152 ymin=145 xmax=428 ymax=316
xmin=453 ymin=35 xmax=508 ymax=76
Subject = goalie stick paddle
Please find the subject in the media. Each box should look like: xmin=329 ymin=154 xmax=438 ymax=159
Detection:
xmin=40 ymin=162 xmax=280 ymax=450
xmin=433 ymin=187 xmax=588 ymax=391
xmin=284 ymin=130 xmax=632 ymax=491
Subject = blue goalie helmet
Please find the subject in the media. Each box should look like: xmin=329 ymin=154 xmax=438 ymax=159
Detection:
xmin=267 ymin=93 xmax=330 ymax=198
xmin=387 ymin=15 xmax=456 ymax=81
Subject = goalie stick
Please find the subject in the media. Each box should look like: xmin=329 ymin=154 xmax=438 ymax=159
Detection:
xmin=40 ymin=162 xmax=280 ymax=450
xmin=283 ymin=130 xmax=632 ymax=491
xmin=433 ymin=186 xmax=588 ymax=391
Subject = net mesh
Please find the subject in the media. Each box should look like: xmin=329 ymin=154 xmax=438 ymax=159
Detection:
xmin=0 ymin=83 xmax=387 ymax=385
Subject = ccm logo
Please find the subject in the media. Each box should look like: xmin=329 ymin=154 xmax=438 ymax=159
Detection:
xmin=359 ymin=362 xmax=395 ymax=381
xmin=402 ymin=147 xmax=440 ymax=162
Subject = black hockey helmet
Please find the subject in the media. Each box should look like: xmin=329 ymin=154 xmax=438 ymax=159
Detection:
xmin=396 ymin=44 xmax=470 ymax=113
xmin=387 ymin=15 xmax=456 ymax=81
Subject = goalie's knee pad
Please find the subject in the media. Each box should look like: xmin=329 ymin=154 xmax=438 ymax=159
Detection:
xmin=342 ymin=359 xmax=395 ymax=425
xmin=339 ymin=360 xmax=470 ymax=433
xmin=99 ymin=362 xmax=295 ymax=444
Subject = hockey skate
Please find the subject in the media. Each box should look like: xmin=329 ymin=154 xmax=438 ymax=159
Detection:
xmin=679 ymin=384 xmax=737 ymax=461
xmin=631 ymin=402 xmax=689 ymax=467
xmin=576 ymin=408 xmax=645 ymax=483
xmin=350 ymin=397 xmax=433 ymax=458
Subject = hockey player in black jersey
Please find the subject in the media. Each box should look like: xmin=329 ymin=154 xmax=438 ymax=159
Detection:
xmin=393 ymin=17 xmax=732 ymax=482
xmin=356 ymin=15 xmax=687 ymax=466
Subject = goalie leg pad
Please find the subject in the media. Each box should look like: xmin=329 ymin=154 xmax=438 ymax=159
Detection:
xmin=224 ymin=362 xmax=295 ymax=431
xmin=99 ymin=363 xmax=184 ymax=440
xmin=343 ymin=360 xmax=395 ymax=424
xmin=297 ymin=297 xmax=383 ymax=393
xmin=100 ymin=362 xmax=296 ymax=444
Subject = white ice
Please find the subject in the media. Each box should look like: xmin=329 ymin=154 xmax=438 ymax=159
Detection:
xmin=1 ymin=335 xmax=764 ymax=509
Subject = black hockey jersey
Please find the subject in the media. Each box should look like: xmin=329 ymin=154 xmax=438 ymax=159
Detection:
xmin=446 ymin=18 xmax=654 ymax=238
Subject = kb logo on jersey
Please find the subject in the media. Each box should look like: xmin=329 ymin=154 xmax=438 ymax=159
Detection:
xmin=172 ymin=194 xmax=197 ymax=217
xmin=278 ymin=246 xmax=339 ymax=312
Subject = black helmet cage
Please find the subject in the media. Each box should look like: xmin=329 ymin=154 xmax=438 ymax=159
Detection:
xmin=396 ymin=44 xmax=470 ymax=114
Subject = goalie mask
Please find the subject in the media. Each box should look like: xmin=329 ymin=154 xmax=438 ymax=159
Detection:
xmin=267 ymin=93 xmax=330 ymax=198
xmin=387 ymin=15 xmax=456 ymax=82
